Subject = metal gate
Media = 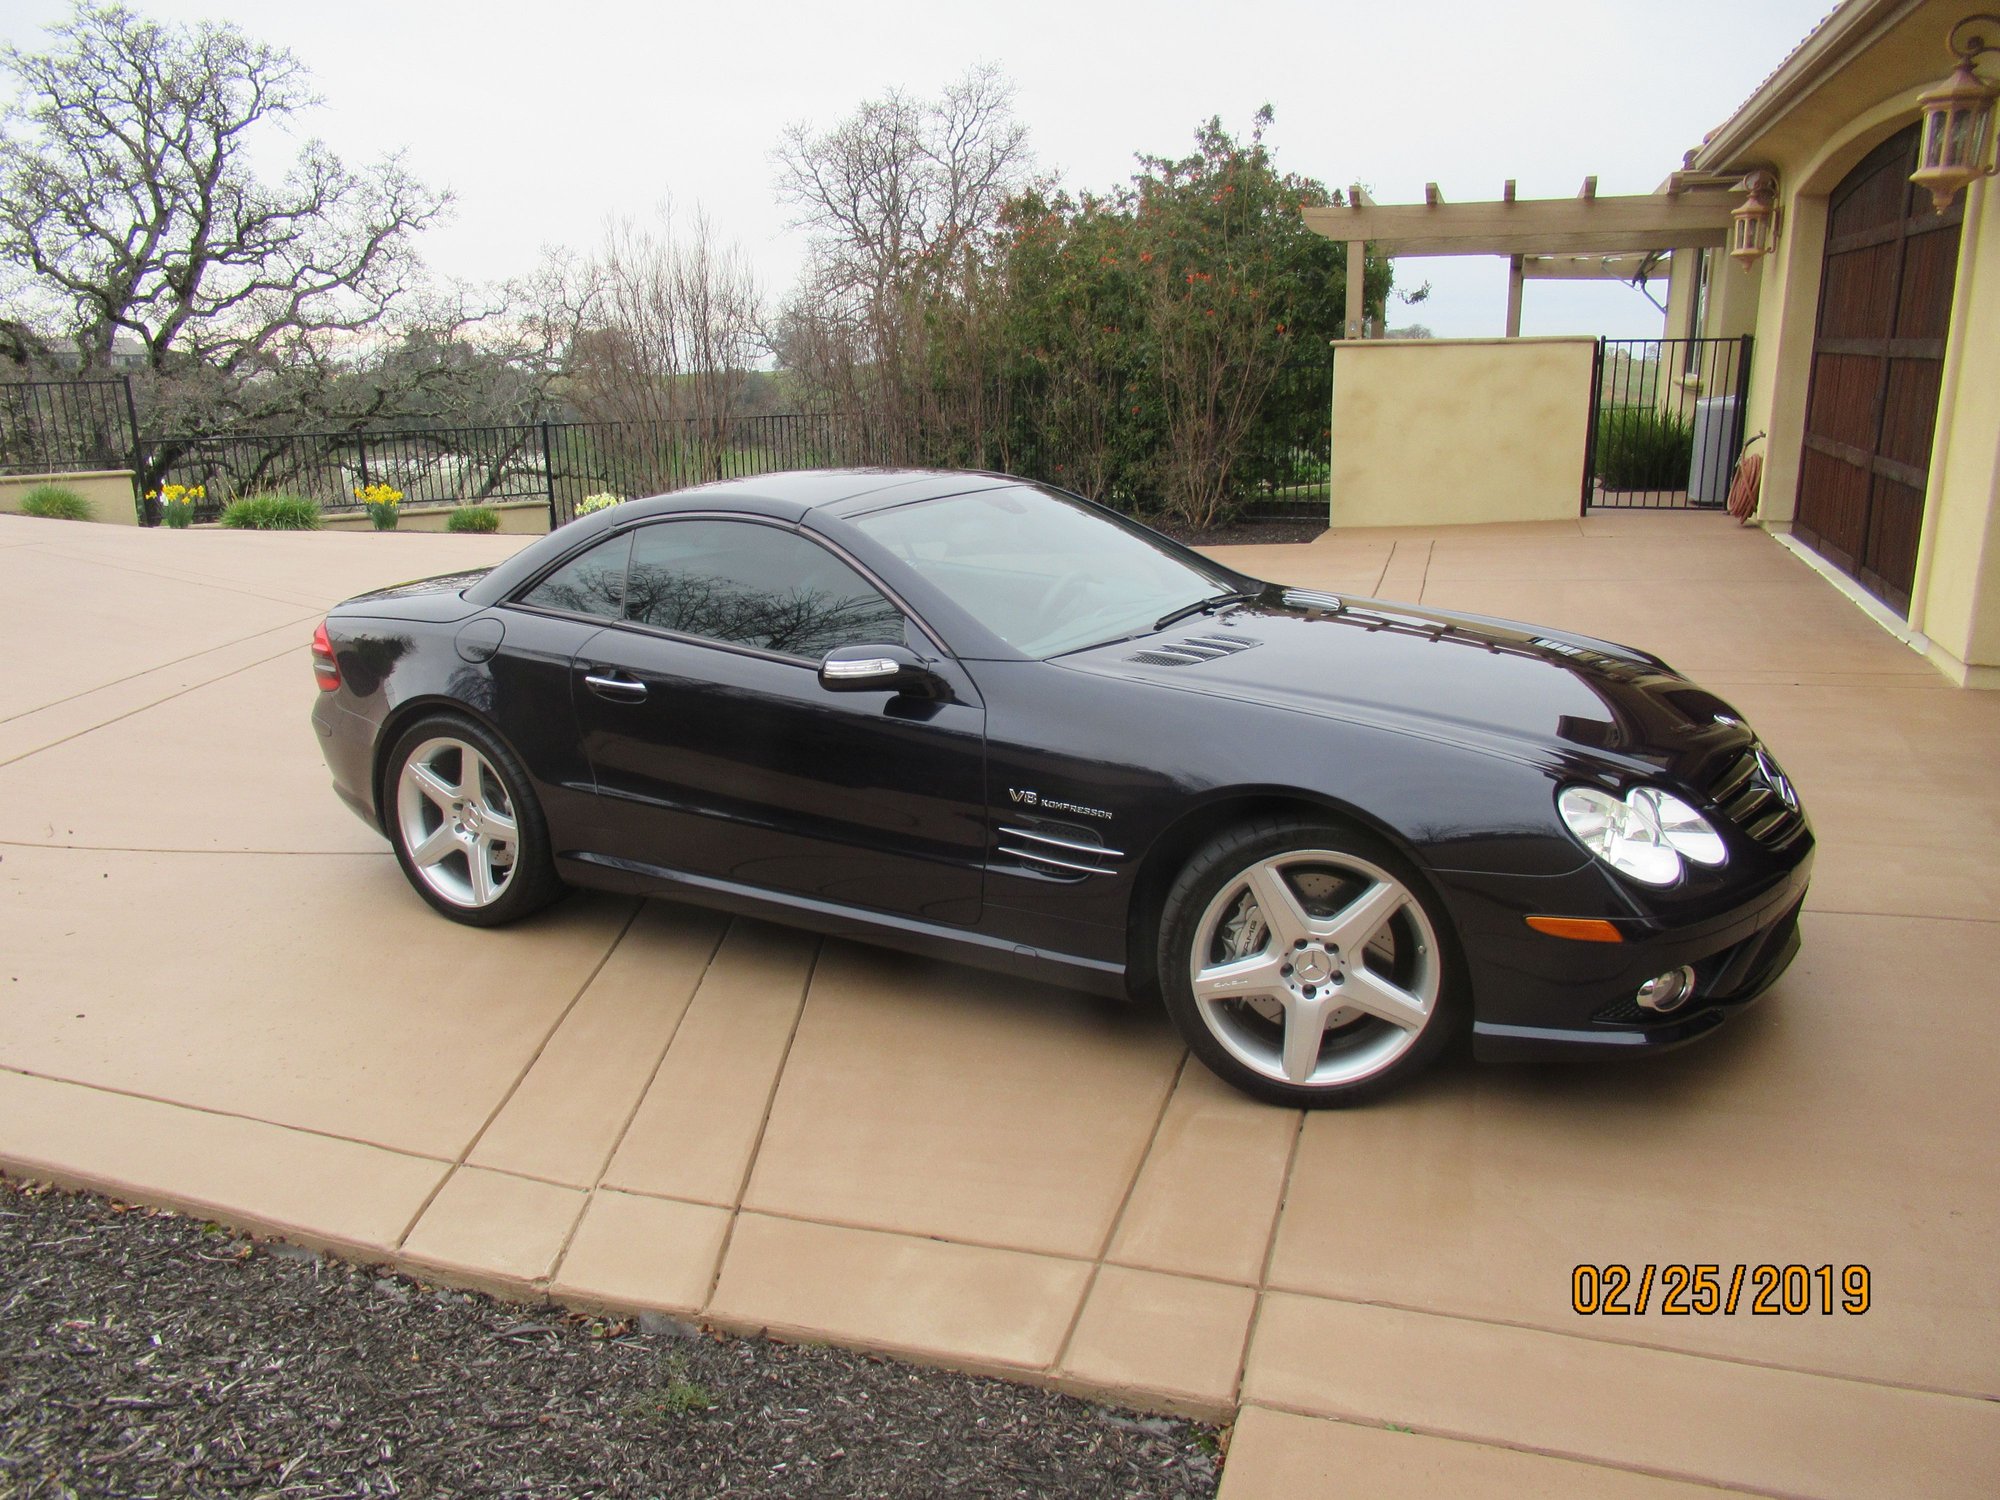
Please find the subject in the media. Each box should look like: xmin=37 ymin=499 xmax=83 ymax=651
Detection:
xmin=1582 ymin=336 xmax=1753 ymax=512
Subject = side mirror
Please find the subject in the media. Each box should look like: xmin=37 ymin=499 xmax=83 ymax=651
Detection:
xmin=818 ymin=643 xmax=943 ymax=696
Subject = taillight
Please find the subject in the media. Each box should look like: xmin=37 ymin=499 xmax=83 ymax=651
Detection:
xmin=311 ymin=621 xmax=340 ymax=691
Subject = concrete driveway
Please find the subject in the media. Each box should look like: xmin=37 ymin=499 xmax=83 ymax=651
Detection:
xmin=1 ymin=509 xmax=1994 ymax=1497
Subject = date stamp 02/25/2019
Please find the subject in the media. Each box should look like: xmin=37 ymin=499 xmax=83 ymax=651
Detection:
xmin=1571 ymin=1263 xmax=1872 ymax=1317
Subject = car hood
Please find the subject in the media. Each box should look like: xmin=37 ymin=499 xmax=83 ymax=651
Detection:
xmin=1058 ymin=591 xmax=1751 ymax=782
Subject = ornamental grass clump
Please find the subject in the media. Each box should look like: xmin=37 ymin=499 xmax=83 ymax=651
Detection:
xmin=18 ymin=484 xmax=93 ymax=521
xmin=218 ymin=494 xmax=321 ymax=530
xmin=1594 ymin=406 xmax=1696 ymax=492
xmin=148 ymin=483 xmax=204 ymax=528
xmin=356 ymin=482 xmax=403 ymax=530
xmin=447 ymin=505 xmax=500 ymax=533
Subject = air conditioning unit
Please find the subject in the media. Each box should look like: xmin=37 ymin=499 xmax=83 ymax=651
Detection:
xmin=1687 ymin=395 xmax=1741 ymax=508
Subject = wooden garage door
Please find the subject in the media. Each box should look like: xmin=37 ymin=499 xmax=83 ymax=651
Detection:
xmin=1796 ymin=124 xmax=1962 ymax=616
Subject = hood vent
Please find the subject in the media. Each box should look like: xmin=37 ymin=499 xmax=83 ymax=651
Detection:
xmin=1282 ymin=588 xmax=1344 ymax=612
xmin=1128 ymin=634 xmax=1258 ymax=668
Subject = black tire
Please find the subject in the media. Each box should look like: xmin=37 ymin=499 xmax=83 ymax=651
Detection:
xmin=382 ymin=713 xmax=565 ymax=927
xmin=1157 ymin=817 xmax=1466 ymax=1108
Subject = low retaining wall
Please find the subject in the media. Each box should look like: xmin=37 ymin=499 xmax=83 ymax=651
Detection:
xmin=318 ymin=499 xmax=550 ymax=535
xmin=1329 ymin=337 xmax=1595 ymax=527
xmin=0 ymin=470 xmax=141 ymax=526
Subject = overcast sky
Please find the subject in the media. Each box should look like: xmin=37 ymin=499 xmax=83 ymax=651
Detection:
xmin=0 ymin=0 xmax=1834 ymax=340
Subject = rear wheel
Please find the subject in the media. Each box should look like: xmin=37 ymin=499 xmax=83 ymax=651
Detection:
xmin=1159 ymin=819 xmax=1464 ymax=1107
xmin=385 ymin=714 xmax=563 ymax=926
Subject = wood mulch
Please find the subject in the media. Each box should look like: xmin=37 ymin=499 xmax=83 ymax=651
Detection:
xmin=0 ymin=1178 xmax=1221 ymax=1498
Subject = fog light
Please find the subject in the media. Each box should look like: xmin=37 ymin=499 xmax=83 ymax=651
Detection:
xmin=1636 ymin=966 xmax=1697 ymax=1013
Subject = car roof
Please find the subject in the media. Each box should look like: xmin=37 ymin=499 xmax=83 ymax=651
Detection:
xmin=616 ymin=468 xmax=1019 ymax=523
xmin=462 ymin=469 xmax=1028 ymax=609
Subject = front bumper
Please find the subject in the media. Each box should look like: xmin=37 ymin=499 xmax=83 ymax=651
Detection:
xmin=1452 ymin=845 xmax=1813 ymax=1062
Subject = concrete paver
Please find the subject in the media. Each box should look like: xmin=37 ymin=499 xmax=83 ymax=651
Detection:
xmin=1217 ymin=1407 xmax=1753 ymax=1499
xmin=0 ymin=1067 xmax=445 ymax=1256
xmin=601 ymin=919 xmax=817 ymax=1205
xmin=469 ymin=903 xmax=729 ymax=1187
xmin=1242 ymin=1293 xmax=2000 ymax=1499
xmin=2 ymin=509 xmax=1994 ymax=1496
xmin=551 ymin=1189 xmax=732 ymax=1315
xmin=1057 ymin=1264 xmax=1257 ymax=1417
xmin=402 ymin=1166 xmax=586 ymax=1288
xmin=742 ymin=941 xmax=1182 ymax=1259
xmin=1108 ymin=1061 xmax=1300 ymax=1285
xmin=708 ymin=1212 xmax=1093 ymax=1375
xmin=0 ymin=843 xmax=639 ymax=1158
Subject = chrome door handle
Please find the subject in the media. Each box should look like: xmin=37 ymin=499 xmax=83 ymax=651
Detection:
xmin=583 ymin=672 xmax=648 ymax=702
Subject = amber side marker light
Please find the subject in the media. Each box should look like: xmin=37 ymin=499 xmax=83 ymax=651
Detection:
xmin=1525 ymin=915 xmax=1624 ymax=943
xmin=311 ymin=621 xmax=340 ymax=691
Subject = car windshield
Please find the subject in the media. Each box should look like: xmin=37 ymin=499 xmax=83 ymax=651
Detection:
xmin=850 ymin=485 xmax=1237 ymax=657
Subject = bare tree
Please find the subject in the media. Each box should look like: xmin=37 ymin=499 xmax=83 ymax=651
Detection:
xmin=772 ymin=66 xmax=1035 ymax=462
xmin=0 ymin=4 xmax=448 ymax=416
xmin=563 ymin=205 xmax=764 ymax=486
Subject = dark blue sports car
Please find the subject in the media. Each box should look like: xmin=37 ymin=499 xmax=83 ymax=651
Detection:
xmin=310 ymin=470 xmax=1811 ymax=1106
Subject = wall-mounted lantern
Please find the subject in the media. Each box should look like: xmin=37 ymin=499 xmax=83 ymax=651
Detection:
xmin=1911 ymin=15 xmax=1999 ymax=211
xmin=1729 ymin=171 xmax=1779 ymax=267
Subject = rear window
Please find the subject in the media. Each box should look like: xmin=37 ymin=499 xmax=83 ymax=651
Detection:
xmin=521 ymin=532 xmax=631 ymax=619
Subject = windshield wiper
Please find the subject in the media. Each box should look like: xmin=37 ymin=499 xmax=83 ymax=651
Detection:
xmin=1153 ymin=589 xmax=1261 ymax=632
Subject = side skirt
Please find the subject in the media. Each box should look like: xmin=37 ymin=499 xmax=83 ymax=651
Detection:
xmin=556 ymin=851 xmax=1130 ymax=1000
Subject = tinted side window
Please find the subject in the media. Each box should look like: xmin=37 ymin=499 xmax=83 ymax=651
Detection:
xmin=625 ymin=520 xmax=904 ymax=657
xmin=522 ymin=532 xmax=631 ymax=618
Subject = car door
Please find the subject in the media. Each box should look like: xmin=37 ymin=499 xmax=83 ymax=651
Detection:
xmin=567 ymin=515 xmax=988 ymax=926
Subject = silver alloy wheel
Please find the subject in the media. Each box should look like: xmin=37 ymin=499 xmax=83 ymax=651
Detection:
xmin=1188 ymin=849 xmax=1440 ymax=1088
xmin=395 ymin=736 xmax=519 ymax=909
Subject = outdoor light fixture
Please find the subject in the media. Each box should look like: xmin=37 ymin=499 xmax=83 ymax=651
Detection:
xmin=1729 ymin=170 xmax=1779 ymax=267
xmin=1912 ymin=15 xmax=2000 ymax=211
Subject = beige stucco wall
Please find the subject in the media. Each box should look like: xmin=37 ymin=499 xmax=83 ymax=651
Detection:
xmin=1328 ymin=337 xmax=1595 ymax=528
xmin=1711 ymin=73 xmax=2000 ymax=684
xmin=0 ymin=470 xmax=140 ymax=525
xmin=319 ymin=499 xmax=550 ymax=535
xmin=1912 ymin=177 xmax=2000 ymax=685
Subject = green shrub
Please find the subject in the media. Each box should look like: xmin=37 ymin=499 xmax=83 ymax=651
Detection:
xmin=1594 ymin=405 xmax=1695 ymax=491
xmin=218 ymin=494 xmax=322 ymax=530
xmin=447 ymin=505 xmax=501 ymax=534
xmin=18 ymin=484 xmax=94 ymax=521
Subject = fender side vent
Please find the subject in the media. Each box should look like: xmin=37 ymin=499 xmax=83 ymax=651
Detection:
xmin=994 ymin=820 xmax=1127 ymax=882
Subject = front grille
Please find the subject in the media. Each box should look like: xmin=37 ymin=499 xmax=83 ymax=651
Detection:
xmin=1127 ymin=634 xmax=1257 ymax=667
xmin=1706 ymin=746 xmax=1808 ymax=851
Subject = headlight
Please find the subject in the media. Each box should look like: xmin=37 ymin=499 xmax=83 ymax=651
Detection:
xmin=1557 ymin=785 xmax=1726 ymax=886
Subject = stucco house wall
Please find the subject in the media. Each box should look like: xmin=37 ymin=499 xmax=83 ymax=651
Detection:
xmin=1692 ymin=0 xmax=2000 ymax=685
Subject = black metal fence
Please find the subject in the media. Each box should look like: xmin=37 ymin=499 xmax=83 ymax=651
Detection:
xmin=144 ymin=410 xmax=1326 ymax=527
xmin=1583 ymin=336 xmax=1754 ymax=511
xmin=142 ymin=412 xmax=881 ymax=526
xmin=0 ymin=377 xmax=140 ymax=478
xmin=6 ymin=372 xmax=1325 ymax=527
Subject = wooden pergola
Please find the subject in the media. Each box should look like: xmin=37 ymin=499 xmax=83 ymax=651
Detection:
xmin=1302 ymin=177 xmax=1740 ymax=336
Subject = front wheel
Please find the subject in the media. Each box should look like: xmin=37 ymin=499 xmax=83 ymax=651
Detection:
xmin=384 ymin=714 xmax=564 ymax=926
xmin=1158 ymin=819 xmax=1465 ymax=1107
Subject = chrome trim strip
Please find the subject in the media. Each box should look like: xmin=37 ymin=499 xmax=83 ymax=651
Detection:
xmin=997 ymin=825 xmax=1128 ymax=859
xmin=996 ymin=844 xmax=1114 ymax=876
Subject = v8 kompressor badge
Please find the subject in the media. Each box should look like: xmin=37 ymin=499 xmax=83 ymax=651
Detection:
xmin=1008 ymin=788 xmax=1113 ymax=821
